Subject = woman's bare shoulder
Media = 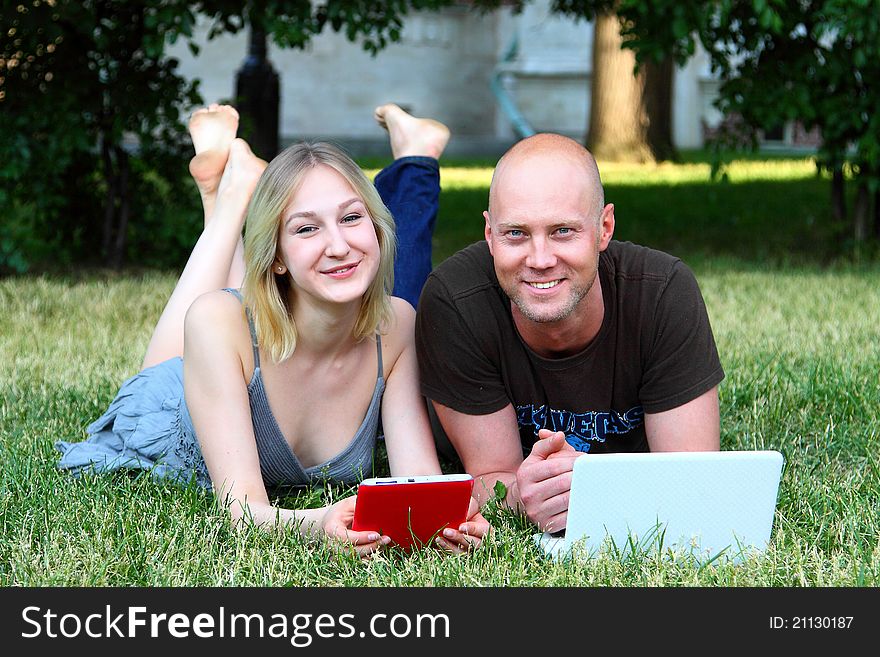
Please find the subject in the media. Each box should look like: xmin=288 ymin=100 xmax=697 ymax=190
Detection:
xmin=184 ymin=290 xmax=252 ymax=354
xmin=385 ymin=297 xmax=416 ymax=338
xmin=377 ymin=297 xmax=416 ymax=373
xmin=187 ymin=289 xmax=244 ymax=319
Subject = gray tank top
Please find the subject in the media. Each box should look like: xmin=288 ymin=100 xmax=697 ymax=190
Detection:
xmin=184 ymin=288 xmax=384 ymax=488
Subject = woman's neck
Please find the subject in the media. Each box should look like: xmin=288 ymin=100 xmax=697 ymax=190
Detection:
xmin=289 ymin=294 xmax=362 ymax=357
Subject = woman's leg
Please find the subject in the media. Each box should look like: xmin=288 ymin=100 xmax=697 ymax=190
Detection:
xmin=188 ymin=104 xmax=238 ymax=223
xmin=187 ymin=104 xmax=249 ymax=290
xmin=141 ymin=108 xmax=266 ymax=369
xmin=373 ymin=104 xmax=450 ymax=308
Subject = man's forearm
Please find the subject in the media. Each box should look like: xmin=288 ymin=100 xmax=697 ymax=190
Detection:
xmin=471 ymin=470 xmax=522 ymax=512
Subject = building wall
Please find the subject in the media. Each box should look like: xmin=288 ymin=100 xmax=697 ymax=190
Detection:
xmin=167 ymin=7 xmax=509 ymax=155
xmin=167 ymin=2 xmax=719 ymax=155
xmin=493 ymin=1 xmax=593 ymax=140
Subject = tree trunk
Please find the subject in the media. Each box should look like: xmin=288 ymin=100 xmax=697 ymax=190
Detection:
xmin=235 ymin=25 xmax=280 ymax=161
xmin=99 ymin=135 xmax=130 ymax=269
xmin=588 ymin=12 xmax=648 ymax=162
xmin=100 ymin=134 xmax=117 ymax=262
xmin=853 ymin=180 xmax=870 ymax=244
xmin=643 ymin=57 xmax=677 ymax=162
xmin=873 ymin=186 xmax=879 ymax=240
xmin=831 ymin=168 xmax=847 ymax=226
xmin=109 ymin=146 xmax=130 ymax=270
xmin=587 ymin=11 xmax=676 ymax=163
xmin=831 ymin=167 xmax=847 ymax=248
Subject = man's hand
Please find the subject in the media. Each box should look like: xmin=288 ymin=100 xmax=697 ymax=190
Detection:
xmin=515 ymin=429 xmax=579 ymax=533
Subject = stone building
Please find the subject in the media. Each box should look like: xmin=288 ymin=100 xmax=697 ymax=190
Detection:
xmin=168 ymin=1 xmax=808 ymax=157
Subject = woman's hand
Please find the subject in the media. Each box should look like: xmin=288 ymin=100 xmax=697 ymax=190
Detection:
xmin=434 ymin=496 xmax=492 ymax=554
xmin=320 ymin=495 xmax=391 ymax=558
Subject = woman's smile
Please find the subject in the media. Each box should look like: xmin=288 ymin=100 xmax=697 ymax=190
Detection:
xmin=320 ymin=260 xmax=362 ymax=279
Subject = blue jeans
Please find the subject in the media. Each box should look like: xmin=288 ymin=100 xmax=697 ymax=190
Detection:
xmin=374 ymin=156 xmax=439 ymax=308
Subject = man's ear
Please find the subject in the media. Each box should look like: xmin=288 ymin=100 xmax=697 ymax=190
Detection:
xmin=483 ymin=210 xmax=494 ymax=255
xmin=598 ymin=203 xmax=615 ymax=251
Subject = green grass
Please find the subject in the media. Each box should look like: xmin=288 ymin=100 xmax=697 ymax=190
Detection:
xmin=1 ymin=156 xmax=878 ymax=586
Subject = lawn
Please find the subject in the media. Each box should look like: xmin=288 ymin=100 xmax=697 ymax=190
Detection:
xmin=1 ymin=155 xmax=878 ymax=586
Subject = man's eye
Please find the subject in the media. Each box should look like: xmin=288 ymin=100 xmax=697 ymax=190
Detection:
xmin=507 ymin=230 xmax=524 ymax=238
xmin=557 ymin=227 xmax=572 ymax=235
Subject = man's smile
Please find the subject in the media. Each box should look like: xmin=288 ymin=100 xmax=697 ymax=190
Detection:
xmin=525 ymin=279 xmax=562 ymax=290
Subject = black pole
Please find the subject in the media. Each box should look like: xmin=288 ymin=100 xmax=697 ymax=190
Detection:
xmin=235 ymin=25 xmax=280 ymax=160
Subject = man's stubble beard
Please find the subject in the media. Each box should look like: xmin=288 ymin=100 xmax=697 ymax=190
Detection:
xmin=509 ymin=263 xmax=599 ymax=324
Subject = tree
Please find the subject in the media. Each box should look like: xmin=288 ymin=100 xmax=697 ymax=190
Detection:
xmin=469 ymin=0 xmax=676 ymax=162
xmin=0 ymin=0 xmax=456 ymax=271
xmin=1 ymin=1 xmax=207 ymax=270
xmin=549 ymin=1 xmax=677 ymax=163
xmin=584 ymin=9 xmax=675 ymax=162
xmin=614 ymin=0 xmax=880 ymax=245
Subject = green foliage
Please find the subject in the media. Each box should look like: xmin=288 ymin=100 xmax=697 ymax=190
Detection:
xmin=0 ymin=0 xmax=460 ymax=272
xmin=194 ymin=1 xmax=462 ymax=55
xmin=550 ymin=0 xmax=880 ymax=240
xmin=0 ymin=0 xmax=203 ymax=270
xmin=701 ymin=2 xmax=876 ymax=182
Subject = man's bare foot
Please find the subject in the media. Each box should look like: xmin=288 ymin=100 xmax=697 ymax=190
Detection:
xmin=374 ymin=103 xmax=451 ymax=160
xmin=214 ymin=138 xmax=268 ymax=220
xmin=188 ymin=104 xmax=240 ymax=222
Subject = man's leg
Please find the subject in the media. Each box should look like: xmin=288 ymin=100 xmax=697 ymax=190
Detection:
xmin=373 ymin=104 xmax=450 ymax=308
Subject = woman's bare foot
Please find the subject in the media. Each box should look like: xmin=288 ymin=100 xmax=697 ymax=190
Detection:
xmin=214 ymin=138 xmax=268 ymax=220
xmin=188 ymin=104 xmax=240 ymax=223
xmin=374 ymin=103 xmax=451 ymax=160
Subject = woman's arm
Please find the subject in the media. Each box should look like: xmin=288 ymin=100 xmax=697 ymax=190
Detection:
xmin=381 ymin=298 xmax=491 ymax=552
xmin=380 ymin=299 xmax=442 ymax=476
xmin=183 ymin=291 xmax=387 ymax=556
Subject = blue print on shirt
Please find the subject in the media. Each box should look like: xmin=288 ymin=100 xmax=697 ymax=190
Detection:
xmin=515 ymin=404 xmax=644 ymax=452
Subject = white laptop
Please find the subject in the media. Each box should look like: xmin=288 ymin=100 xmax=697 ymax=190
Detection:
xmin=535 ymin=450 xmax=784 ymax=562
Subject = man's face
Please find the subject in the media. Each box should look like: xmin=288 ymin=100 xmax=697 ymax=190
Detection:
xmin=484 ymin=155 xmax=613 ymax=325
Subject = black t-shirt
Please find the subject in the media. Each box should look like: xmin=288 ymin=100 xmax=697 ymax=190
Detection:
xmin=415 ymin=240 xmax=724 ymax=455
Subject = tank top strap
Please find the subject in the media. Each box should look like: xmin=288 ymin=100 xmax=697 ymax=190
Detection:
xmin=375 ymin=334 xmax=383 ymax=379
xmin=222 ymin=288 xmax=261 ymax=369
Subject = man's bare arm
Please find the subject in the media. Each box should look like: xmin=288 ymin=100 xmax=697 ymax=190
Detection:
xmin=431 ymin=401 xmax=524 ymax=507
xmin=432 ymin=401 xmax=577 ymax=531
xmin=644 ymin=386 xmax=720 ymax=451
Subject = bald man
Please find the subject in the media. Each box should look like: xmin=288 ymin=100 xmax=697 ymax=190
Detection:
xmin=415 ymin=134 xmax=724 ymax=532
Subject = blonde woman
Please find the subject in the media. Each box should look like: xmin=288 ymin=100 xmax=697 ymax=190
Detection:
xmin=57 ymin=104 xmax=489 ymax=556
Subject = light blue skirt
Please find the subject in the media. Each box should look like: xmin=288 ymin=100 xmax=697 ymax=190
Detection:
xmin=55 ymin=357 xmax=211 ymax=489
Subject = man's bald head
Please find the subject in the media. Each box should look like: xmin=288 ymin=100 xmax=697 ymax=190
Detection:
xmin=488 ymin=133 xmax=605 ymax=223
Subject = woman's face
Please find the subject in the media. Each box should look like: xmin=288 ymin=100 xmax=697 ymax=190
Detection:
xmin=276 ymin=164 xmax=380 ymax=306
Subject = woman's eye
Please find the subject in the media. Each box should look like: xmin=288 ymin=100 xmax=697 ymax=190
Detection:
xmin=341 ymin=213 xmax=362 ymax=223
xmin=295 ymin=225 xmax=316 ymax=235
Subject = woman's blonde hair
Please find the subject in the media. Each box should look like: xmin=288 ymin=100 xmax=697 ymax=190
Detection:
xmin=242 ymin=142 xmax=396 ymax=363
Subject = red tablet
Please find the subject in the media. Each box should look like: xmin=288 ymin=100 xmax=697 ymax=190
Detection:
xmin=351 ymin=474 xmax=474 ymax=550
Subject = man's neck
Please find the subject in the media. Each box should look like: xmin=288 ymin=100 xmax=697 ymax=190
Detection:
xmin=512 ymin=277 xmax=605 ymax=359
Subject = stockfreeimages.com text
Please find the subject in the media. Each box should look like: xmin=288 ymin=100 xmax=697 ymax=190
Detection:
xmin=21 ymin=605 xmax=450 ymax=646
